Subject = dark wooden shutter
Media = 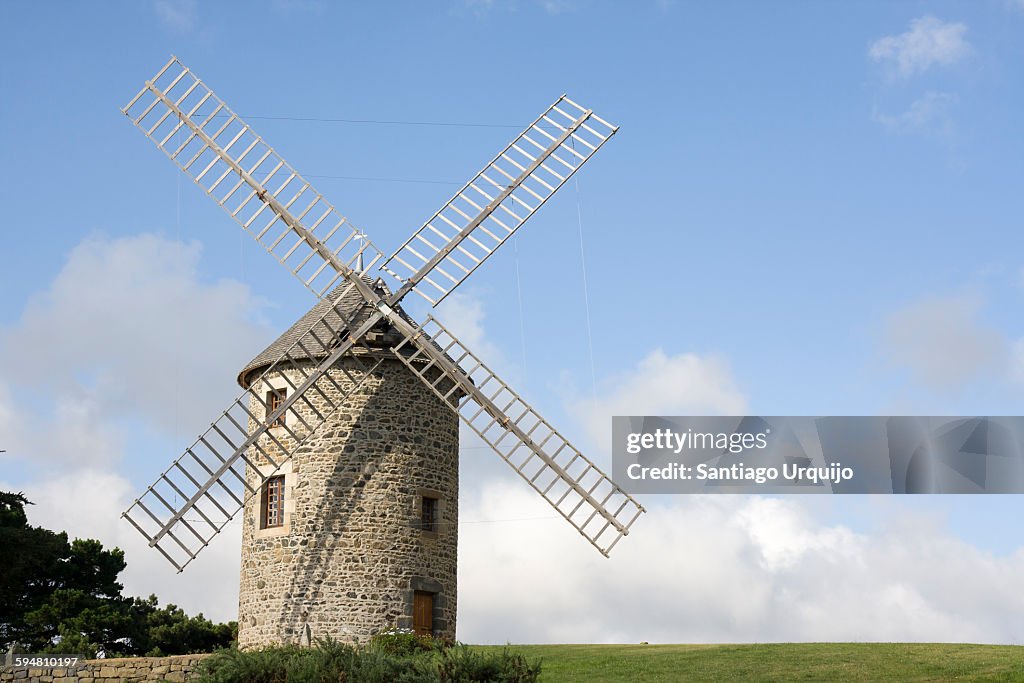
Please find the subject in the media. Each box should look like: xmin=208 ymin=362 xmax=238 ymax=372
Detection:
xmin=421 ymin=496 xmax=438 ymax=533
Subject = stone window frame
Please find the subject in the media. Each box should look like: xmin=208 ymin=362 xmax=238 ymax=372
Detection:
xmin=258 ymin=375 xmax=297 ymax=434
xmin=254 ymin=460 xmax=294 ymax=539
xmin=415 ymin=488 xmax=444 ymax=540
xmin=261 ymin=475 xmax=285 ymax=529
xmin=265 ymin=387 xmax=286 ymax=428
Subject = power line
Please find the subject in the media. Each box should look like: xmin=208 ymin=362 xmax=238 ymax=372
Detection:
xmin=574 ymin=159 xmax=598 ymax=400
xmin=513 ymin=236 xmax=528 ymax=388
xmin=306 ymin=173 xmax=461 ymax=186
xmin=244 ymin=114 xmax=522 ymax=129
xmin=459 ymin=515 xmax=560 ymax=525
xmin=197 ymin=111 xmax=565 ymax=130
xmin=184 ymin=513 xmax=560 ymax=527
xmin=416 ymin=516 xmax=564 ymax=527
xmin=185 ymin=112 xmax=558 ymax=185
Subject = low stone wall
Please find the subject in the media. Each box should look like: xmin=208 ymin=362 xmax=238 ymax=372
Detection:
xmin=1 ymin=654 xmax=212 ymax=682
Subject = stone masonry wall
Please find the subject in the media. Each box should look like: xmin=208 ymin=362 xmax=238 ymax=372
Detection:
xmin=237 ymin=352 xmax=459 ymax=648
xmin=0 ymin=654 xmax=211 ymax=682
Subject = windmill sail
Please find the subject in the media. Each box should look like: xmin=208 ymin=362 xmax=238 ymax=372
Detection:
xmin=382 ymin=96 xmax=617 ymax=307
xmin=122 ymin=56 xmax=643 ymax=570
xmin=122 ymin=56 xmax=382 ymax=299
xmin=392 ymin=316 xmax=644 ymax=556
xmin=123 ymin=284 xmax=386 ymax=571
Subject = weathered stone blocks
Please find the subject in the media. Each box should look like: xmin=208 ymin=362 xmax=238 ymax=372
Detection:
xmin=237 ymin=352 xmax=459 ymax=648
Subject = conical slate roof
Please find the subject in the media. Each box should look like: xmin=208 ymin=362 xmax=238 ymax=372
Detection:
xmin=237 ymin=276 xmax=406 ymax=389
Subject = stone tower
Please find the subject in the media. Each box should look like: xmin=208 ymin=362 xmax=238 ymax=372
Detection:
xmin=235 ymin=280 xmax=458 ymax=648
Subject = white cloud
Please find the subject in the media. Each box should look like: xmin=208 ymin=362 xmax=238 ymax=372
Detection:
xmin=0 ymin=383 xmax=16 ymax=449
xmin=571 ymin=349 xmax=747 ymax=449
xmin=733 ymin=497 xmax=861 ymax=571
xmin=883 ymin=293 xmax=1008 ymax=392
xmin=436 ymin=291 xmax=508 ymax=373
xmin=869 ymin=16 xmax=969 ymax=79
xmin=0 ymin=381 xmax=125 ymax=470
xmin=458 ymin=485 xmax=1024 ymax=644
xmin=0 ymin=232 xmax=266 ymax=619
xmin=153 ymin=0 xmax=196 ymax=32
xmin=11 ymin=232 xmax=1024 ymax=645
xmin=0 ymin=233 xmax=272 ymax=451
xmin=872 ymin=91 xmax=958 ymax=135
xmin=2 ymin=471 xmax=240 ymax=623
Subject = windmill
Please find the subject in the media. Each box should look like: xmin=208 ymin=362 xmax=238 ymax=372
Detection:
xmin=121 ymin=56 xmax=645 ymax=645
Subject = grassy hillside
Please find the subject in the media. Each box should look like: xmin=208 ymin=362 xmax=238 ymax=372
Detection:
xmin=473 ymin=643 xmax=1024 ymax=682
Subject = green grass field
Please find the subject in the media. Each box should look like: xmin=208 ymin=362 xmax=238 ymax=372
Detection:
xmin=473 ymin=643 xmax=1024 ymax=682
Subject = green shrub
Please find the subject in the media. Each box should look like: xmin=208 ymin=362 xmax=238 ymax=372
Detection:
xmin=369 ymin=627 xmax=445 ymax=656
xmin=193 ymin=637 xmax=541 ymax=683
xmin=349 ymin=647 xmax=437 ymax=683
xmin=438 ymin=646 xmax=541 ymax=683
xmin=197 ymin=639 xmax=357 ymax=683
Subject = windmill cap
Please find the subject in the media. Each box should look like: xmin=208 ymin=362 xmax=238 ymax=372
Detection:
xmin=237 ymin=275 xmax=407 ymax=389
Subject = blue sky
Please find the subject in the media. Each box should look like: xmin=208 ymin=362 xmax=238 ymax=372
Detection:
xmin=2 ymin=1 xmax=1024 ymax=643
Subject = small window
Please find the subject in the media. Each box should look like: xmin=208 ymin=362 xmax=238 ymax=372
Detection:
xmin=420 ymin=496 xmax=438 ymax=533
xmin=261 ymin=475 xmax=285 ymax=529
xmin=266 ymin=388 xmax=286 ymax=428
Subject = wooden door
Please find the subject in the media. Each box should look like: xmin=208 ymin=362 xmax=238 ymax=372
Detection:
xmin=413 ymin=591 xmax=433 ymax=636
